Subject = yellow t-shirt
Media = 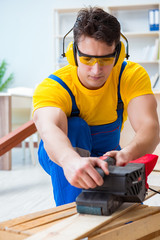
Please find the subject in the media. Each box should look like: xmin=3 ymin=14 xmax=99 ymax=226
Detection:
xmin=33 ymin=61 xmax=153 ymax=127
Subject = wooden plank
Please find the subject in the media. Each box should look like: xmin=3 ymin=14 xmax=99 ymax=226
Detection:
xmin=0 ymin=230 xmax=27 ymax=240
xmin=0 ymin=202 xmax=76 ymax=229
xmin=23 ymin=187 xmax=159 ymax=240
xmin=151 ymin=236 xmax=160 ymax=240
xmin=9 ymin=208 xmax=77 ymax=232
xmin=89 ymin=205 xmax=160 ymax=239
xmin=0 ymin=190 xmax=159 ymax=240
xmin=0 ymin=203 xmax=76 ymax=239
xmin=0 ymin=94 xmax=11 ymax=170
xmin=0 ymin=120 xmax=37 ymax=156
xmin=0 ymin=188 xmax=158 ymax=239
xmin=25 ymin=186 xmax=160 ymax=235
xmin=89 ymin=212 xmax=160 ymax=240
xmin=23 ymin=220 xmax=62 ymax=236
xmin=25 ymin=203 xmax=139 ymax=240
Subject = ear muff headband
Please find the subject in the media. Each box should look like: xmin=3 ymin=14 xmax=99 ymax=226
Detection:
xmin=120 ymin=32 xmax=129 ymax=60
xmin=114 ymin=41 xmax=126 ymax=66
xmin=114 ymin=33 xmax=129 ymax=66
xmin=62 ymin=28 xmax=129 ymax=67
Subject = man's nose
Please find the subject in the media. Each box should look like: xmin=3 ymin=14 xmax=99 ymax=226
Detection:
xmin=91 ymin=62 xmax=102 ymax=74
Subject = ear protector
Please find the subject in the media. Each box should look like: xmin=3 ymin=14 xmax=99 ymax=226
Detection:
xmin=114 ymin=32 xmax=130 ymax=66
xmin=62 ymin=28 xmax=129 ymax=67
xmin=65 ymin=41 xmax=78 ymax=66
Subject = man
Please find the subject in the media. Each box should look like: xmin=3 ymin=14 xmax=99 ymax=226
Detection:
xmin=33 ymin=7 xmax=159 ymax=206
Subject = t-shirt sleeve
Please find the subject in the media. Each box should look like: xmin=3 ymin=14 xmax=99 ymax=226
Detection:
xmin=121 ymin=62 xmax=153 ymax=106
xmin=33 ymin=78 xmax=72 ymax=116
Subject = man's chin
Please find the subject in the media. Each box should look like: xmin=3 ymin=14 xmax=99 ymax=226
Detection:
xmin=86 ymin=82 xmax=105 ymax=90
xmin=87 ymin=78 xmax=106 ymax=90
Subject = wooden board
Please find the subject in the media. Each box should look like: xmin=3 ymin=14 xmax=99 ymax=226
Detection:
xmin=0 ymin=202 xmax=77 ymax=240
xmin=89 ymin=204 xmax=160 ymax=239
xmin=0 ymin=188 xmax=160 ymax=240
xmin=89 ymin=211 xmax=160 ymax=240
xmin=25 ymin=203 xmax=139 ymax=240
xmin=0 ymin=120 xmax=36 ymax=157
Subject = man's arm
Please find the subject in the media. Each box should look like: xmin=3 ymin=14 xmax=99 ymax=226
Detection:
xmin=33 ymin=107 xmax=109 ymax=189
xmin=104 ymin=94 xmax=160 ymax=165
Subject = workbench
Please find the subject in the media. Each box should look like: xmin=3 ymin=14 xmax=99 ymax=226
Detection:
xmin=0 ymin=188 xmax=160 ymax=240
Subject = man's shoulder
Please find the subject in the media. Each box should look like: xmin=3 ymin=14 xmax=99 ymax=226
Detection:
xmin=112 ymin=61 xmax=146 ymax=81
xmin=53 ymin=64 xmax=76 ymax=81
xmin=120 ymin=60 xmax=151 ymax=87
xmin=119 ymin=61 xmax=153 ymax=105
xmin=124 ymin=61 xmax=147 ymax=75
xmin=118 ymin=60 xmax=150 ymax=86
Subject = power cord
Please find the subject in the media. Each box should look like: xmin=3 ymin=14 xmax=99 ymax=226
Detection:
xmin=149 ymin=187 xmax=160 ymax=194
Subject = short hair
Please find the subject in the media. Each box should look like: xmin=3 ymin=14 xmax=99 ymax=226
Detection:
xmin=73 ymin=7 xmax=120 ymax=47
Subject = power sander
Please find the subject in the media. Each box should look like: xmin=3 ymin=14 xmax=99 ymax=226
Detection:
xmin=76 ymin=155 xmax=158 ymax=216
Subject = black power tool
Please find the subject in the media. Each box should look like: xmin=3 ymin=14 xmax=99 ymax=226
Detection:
xmin=76 ymin=156 xmax=146 ymax=216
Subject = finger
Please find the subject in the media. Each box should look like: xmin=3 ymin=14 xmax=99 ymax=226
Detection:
xmin=103 ymin=152 xmax=110 ymax=156
xmin=71 ymin=167 xmax=97 ymax=189
xmin=78 ymin=180 xmax=89 ymax=189
xmin=86 ymin=166 xmax=104 ymax=187
xmin=116 ymin=159 xmax=127 ymax=167
xmin=84 ymin=158 xmax=109 ymax=186
xmin=77 ymin=162 xmax=103 ymax=188
xmin=80 ymin=172 xmax=98 ymax=189
xmin=95 ymin=158 xmax=109 ymax=175
xmin=103 ymin=150 xmax=118 ymax=157
xmin=73 ymin=177 xmax=89 ymax=189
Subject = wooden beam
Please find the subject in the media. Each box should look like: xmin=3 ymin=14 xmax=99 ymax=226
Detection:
xmin=0 ymin=203 xmax=76 ymax=230
xmin=0 ymin=120 xmax=37 ymax=157
xmin=89 ymin=205 xmax=160 ymax=239
xmin=25 ymin=203 xmax=139 ymax=240
xmin=23 ymin=189 xmax=160 ymax=240
xmin=0 ymin=230 xmax=27 ymax=240
xmin=0 ymin=190 xmax=159 ymax=240
xmin=89 ymin=212 xmax=160 ymax=240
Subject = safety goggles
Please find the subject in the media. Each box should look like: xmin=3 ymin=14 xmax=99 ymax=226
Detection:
xmin=76 ymin=46 xmax=116 ymax=66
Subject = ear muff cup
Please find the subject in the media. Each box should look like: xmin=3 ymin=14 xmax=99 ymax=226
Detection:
xmin=65 ymin=41 xmax=78 ymax=66
xmin=114 ymin=41 xmax=126 ymax=66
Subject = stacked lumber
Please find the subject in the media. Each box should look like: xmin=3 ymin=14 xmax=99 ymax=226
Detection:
xmin=0 ymin=188 xmax=160 ymax=240
xmin=0 ymin=203 xmax=77 ymax=240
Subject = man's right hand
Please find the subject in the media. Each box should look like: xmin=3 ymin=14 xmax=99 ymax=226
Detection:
xmin=61 ymin=156 xmax=109 ymax=189
xmin=34 ymin=107 xmax=109 ymax=189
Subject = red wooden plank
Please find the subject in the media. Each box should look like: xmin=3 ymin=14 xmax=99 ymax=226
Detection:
xmin=0 ymin=120 xmax=37 ymax=156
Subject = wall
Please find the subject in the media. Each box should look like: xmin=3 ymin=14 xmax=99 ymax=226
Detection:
xmin=0 ymin=0 xmax=159 ymax=89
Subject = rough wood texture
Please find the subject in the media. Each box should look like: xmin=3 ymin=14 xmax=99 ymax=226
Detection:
xmin=0 ymin=189 xmax=159 ymax=240
xmin=0 ymin=203 xmax=77 ymax=240
xmin=25 ymin=203 xmax=139 ymax=240
xmin=0 ymin=95 xmax=11 ymax=170
xmin=0 ymin=120 xmax=37 ymax=157
xmin=89 ymin=212 xmax=160 ymax=240
xmin=89 ymin=205 xmax=160 ymax=239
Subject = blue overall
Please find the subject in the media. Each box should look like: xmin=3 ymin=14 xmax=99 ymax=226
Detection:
xmin=38 ymin=61 xmax=127 ymax=206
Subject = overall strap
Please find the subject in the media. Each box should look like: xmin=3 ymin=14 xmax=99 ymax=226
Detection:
xmin=117 ymin=61 xmax=127 ymax=112
xmin=48 ymin=74 xmax=80 ymax=116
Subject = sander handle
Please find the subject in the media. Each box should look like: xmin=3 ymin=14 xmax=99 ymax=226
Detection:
xmin=95 ymin=156 xmax=116 ymax=178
